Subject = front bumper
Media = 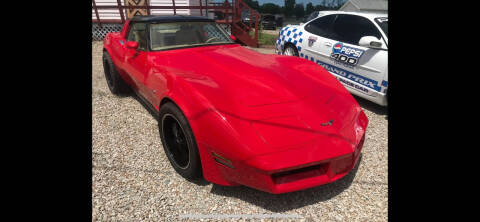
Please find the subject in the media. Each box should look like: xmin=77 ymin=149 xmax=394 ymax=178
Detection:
xmin=216 ymin=134 xmax=365 ymax=194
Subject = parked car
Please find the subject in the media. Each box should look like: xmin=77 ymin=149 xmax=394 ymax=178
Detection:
xmin=103 ymin=15 xmax=368 ymax=194
xmin=275 ymin=11 xmax=388 ymax=106
xmin=241 ymin=10 xmax=257 ymax=27
xmin=261 ymin=14 xmax=276 ymax=30
xmin=275 ymin=16 xmax=283 ymax=27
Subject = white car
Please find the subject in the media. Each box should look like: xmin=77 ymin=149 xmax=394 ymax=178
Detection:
xmin=275 ymin=11 xmax=388 ymax=106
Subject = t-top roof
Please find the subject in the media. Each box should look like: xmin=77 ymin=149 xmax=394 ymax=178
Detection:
xmin=130 ymin=15 xmax=215 ymax=23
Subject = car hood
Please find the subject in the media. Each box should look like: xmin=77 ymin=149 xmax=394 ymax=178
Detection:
xmin=152 ymin=44 xmax=324 ymax=107
xmin=150 ymin=44 xmax=366 ymax=152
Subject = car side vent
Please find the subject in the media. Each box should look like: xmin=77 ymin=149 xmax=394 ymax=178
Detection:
xmin=212 ymin=152 xmax=234 ymax=169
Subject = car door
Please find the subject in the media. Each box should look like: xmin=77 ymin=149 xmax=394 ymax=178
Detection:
xmin=299 ymin=14 xmax=338 ymax=64
xmin=323 ymin=14 xmax=388 ymax=97
xmin=123 ymin=22 xmax=150 ymax=97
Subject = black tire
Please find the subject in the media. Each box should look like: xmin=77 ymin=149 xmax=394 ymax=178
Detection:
xmin=159 ymin=102 xmax=202 ymax=180
xmin=102 ymin=51 xmax=130 ymax=95
xmin=283 ymin=44 xmax=299 ymax=57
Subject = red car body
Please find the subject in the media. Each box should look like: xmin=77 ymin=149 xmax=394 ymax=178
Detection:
xmin=103 ymin=18 xmax=368 ymax=194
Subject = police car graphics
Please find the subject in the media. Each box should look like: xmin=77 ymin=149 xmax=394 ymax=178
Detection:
xmin=275 ymin=11 xmax=388 ymax=106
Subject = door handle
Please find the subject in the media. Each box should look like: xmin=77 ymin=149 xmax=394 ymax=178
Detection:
xmin=324 ymin=42 xmax=332 ymax=47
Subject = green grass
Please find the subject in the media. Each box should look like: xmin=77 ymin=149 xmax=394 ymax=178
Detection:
xmin=249 ymin=28 xmax=278 ymax=46
xmin=258 ymin=32 xmax=278 ymax=46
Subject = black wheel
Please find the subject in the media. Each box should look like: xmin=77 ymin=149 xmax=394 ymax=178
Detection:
xmin=159 ymin=102 xmax=202 ymax=179
xmin=102 ymin=51 xmax=130 ymax=95
xmin=283 ymin=44 xmax=299 ymax=57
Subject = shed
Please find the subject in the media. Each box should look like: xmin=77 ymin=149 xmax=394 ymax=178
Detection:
xmin=92 ymin=0 xmax=214 ymax=21
xmin=338 ymin=0 xmax=388 ymax=14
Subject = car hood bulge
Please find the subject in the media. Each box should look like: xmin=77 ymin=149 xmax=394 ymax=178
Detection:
xmin=152 ymin=44 xmax=340 ymax=107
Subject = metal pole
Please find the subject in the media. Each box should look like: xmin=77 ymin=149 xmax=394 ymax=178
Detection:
xmin=116 ymin=0 xmax=125 ymax=23
xmin=199 ymin=0 xmax=203 ymax=16
xmin=145 ymin=0 xmax=151 ymax=15
xmin=92 ymin=0 xmax=102 ymax=27
xmin=172 ymin=0 xmax=176 ymax=15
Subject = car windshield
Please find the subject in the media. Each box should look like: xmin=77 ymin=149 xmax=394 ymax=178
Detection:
xmin=375 ymin=17 xmax=388 ymax=36
xmin=149 ymin=22 xmax=234 ymax=51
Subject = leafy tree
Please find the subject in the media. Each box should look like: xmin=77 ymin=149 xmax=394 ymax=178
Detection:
xmin=260 ymin=3 xmax=281 ymax=15
xmin=294 ymin=3 xmax=305 ymax=19
xmin=334 ymin=0 xmax=346 ymax=9
xmin=243 ymin=0 xmax=260 ymax=10
xmin=305 ymin=2 xmax=314 ymax=15
xmin=284 ymin=0 xmax=296 ymax=17
xmin=314 ymin=3 xmax=327 ymax=11
xmin=321 ymin=0 xmax=327 ymax=7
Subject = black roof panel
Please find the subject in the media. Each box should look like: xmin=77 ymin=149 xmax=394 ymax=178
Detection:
xmin=130 ymin=15 xmax=214 ymax=23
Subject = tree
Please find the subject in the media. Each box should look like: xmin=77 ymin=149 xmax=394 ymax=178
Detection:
xmin=321 ymin=0 xmax=327 ymax=7
xmin=314 ymin=2 xmax=327 ymax=11
xmin=284 ymin=0 xmax=296 ymax=18
xmin=305 ymin=2 xmax=314 ymax=15
xmin=334 ymin=0 xmax=346 ymax=10
xmin=260 ymin=3 xmax=281 ymax=15
xmin=243 ymin=0 xmax=260 ymax=10
xmin=294 ymin=3 xmax=305 ymax=19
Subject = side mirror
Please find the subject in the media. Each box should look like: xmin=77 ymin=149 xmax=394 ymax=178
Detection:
xmin=126 ymin=41 xmax=139 ymax=49
xmin=230 ymin=35 xmax=237 ymax=41
xmin=358 ymin=36 xmax=383 ymax=49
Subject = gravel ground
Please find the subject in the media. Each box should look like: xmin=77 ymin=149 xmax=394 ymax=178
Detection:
xmin=92 ymin=41 xmax=387 ymax=221
xmin=261 ymin=29 xmax=280 ymax=36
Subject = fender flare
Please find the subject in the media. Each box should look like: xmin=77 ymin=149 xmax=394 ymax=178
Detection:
xmin=277 ymin=26 xmax=304 ymax=55
xmin=158 ymin=79 xmax=238 ymax=186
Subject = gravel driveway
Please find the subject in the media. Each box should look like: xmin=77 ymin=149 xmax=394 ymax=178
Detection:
xmin=261 ymin=29 xmax=280 ymax=36
xmin=92 ymin=41 xmax=388 ymax=221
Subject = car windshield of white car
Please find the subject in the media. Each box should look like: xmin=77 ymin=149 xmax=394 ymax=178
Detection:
xmin=149 ymin=22 xmax=234 ymax=51
xmin=375 ymin=17 xmax=388 ymax=36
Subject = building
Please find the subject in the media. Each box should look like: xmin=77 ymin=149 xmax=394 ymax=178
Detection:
xmin=92 ymin=0 xmax=215 ymax=40
xmin=92 ymin=0 xmax=262 ymax=47
xmin=338 ymin=0 xmax=388 ymax=14
xmin=92 ymin=0 xmax=214 ymax=21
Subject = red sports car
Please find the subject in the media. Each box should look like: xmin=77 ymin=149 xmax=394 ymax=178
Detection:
xmin=102 ymin=15 xmax=368 ymax=194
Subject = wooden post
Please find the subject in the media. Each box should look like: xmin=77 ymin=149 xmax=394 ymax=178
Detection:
xmin=228 ymin=0 xmax=232 ymax=24
xmin=205 ymin=0 xmax=209 ymax=17
xmin=199 ymin=0 xmax=203 ymax=16
xmin=116 ymin=0 xmax=125 ymax=23
xmin=254 ymin=12 xmax=259 ymax=46
xmin=145 ymin=0 xmax=151 ymax=15
xmin=172 ymin=0 xmax=176 ymax=15
xmin=234 ymin=0 xmax=238 ymax=21
xmin=249 ymin=9 xmax=253 ymax=30
xmin=92 ymin=0 xmax=102 ymax=27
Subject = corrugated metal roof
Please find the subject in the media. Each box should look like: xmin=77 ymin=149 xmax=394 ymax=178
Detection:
xmin=131 ymin=15 xmax=213 ymax=22
xmin=350 ymin=0 xmax=388 ymax=11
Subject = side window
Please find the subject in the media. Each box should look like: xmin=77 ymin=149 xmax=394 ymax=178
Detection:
xmin=305 ymin=11 xmax=319 ymax=22
xmin=304 ymin=14 xmax=336 ymax=39
xmin=330 ymin=14 xmax=382 ymax=46
xmin=127 ymin=22 xmax=147 ymax=51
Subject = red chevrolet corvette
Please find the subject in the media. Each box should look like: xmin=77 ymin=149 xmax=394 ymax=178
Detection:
xmin=102 ymin=15 xmax=368 ymax=194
